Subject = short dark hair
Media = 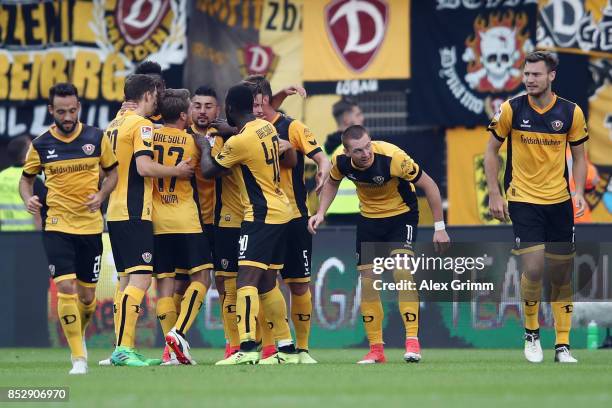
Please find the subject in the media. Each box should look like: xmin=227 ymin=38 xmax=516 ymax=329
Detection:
xmin=135 ymin=60 xmax=163 ymax=76
xmin=242 ymin=75 xmax=273 ymax=99
xmin=333 ymin=98 xmax=359 ymax=123
xmin=225 ymin=84 xmax=254 ymax=115
xmin=160 ymin=89 xmax=191 ymax=123
xmin=7 ymin=134 xmax=32 ymax=165
xmin=525 ymin=51 xmax=559 ymax=72
xmin=341 ymin=125 xmax=369 ymax=146
xmin=124 ymin=74 xmax=157 ymax=102
xmin=49 ymin=83 xmax=78 ymax=106
xmin=194 ymin=85 xmax=218 ymax=100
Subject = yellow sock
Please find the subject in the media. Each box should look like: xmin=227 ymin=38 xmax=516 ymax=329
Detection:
xmin=77 ymin=297 xmax=97 ymax=336
xmin=117 ymin=285 xmax=145 ymax=348
xmin=156 ymin=297 xmax=177 ymax=336
xmin=173 ymin=293 xmax=182 ymax=315
xmin=291 ymin=290 xmax=312 ymax=350
xmin=236 ymin=286 xmax=259 ymax=343
xmin=395 ymin=268 xmax=419 ymax=338
xmin=223 ymin=278 xmax=240 ymax=348
xmin=552 ymin=283 xmax=573 ymax=345
xmin=260 ymin=285 xmax=292 ymax=343
xmin=257 ymin=306 xmax=275 ymax=347
xmin=113 ymin=286 xmax=123 ymax=341
xmin=361 ymin=277 xmax=384 ymax=345
xmin=175 ymin=281 xmax=207 ymax=336
xmin=58 ymin=293 xmax=84 ymax=358
xmin=520 ymin=274 xmax=541 ymax=331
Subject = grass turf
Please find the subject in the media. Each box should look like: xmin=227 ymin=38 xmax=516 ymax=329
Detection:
xmin=0 ymin=348 xmax=611 ymax=408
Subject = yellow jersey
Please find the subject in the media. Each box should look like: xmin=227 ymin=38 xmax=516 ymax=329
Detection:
xmin=211 ymin=136 xmax=244 ymax=228
xmin=213 ymin=118 xmax=291 ymax=224
xmin=488 ymin=94 xmax=588 ymax=205
xmin=151 ymin=126 xmax=202 ymax=234
xmin=188 ymin=124 xmax=216 ymax=225
xmin=271 ymin=113 xmax=323 ymax=219
xmin=23 ymin=123 xmax=118 ymax=234
xmin=330 ymin=141 xmax=422 ymax=218
xmin=106 ymin=110 xmax=155 ymax=221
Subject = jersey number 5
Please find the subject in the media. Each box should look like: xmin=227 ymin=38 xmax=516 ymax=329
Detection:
xmin=153 ymin=145 xmax=185 ymax=192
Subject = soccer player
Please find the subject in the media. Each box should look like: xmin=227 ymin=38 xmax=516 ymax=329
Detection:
xmin=151 ymin=89 xmax=214 ymax=365
xmin=19 ymin=83 xmax=118 ymax=374
xmin=309 ymin=125 xmax=449 ymax=364
xmin=198 ymin=84 xmax=298 ymax=365
xmin=485 ymin=51 xmax=587 ymax=364
xmin=243 ymin=75 xmax=331 ymax=363
xmin=105 ymin=74 xmax=194 ymax=367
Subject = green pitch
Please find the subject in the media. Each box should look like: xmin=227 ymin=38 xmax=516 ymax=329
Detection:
xmin=1 ymin=349 xmax=611 ymax=408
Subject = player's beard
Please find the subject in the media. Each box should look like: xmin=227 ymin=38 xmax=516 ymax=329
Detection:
xmin=54 ymin=118 xmax=77 ymax=134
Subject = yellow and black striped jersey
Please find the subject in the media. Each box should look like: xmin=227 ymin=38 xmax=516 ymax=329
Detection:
xmin=213 ymin=118 xmax=291 ymax=224
xmin=488 ymin=94 xmax=588 ymax=205
xmin=152 ymin=126 xmax=202 ymax=235
xmin=106 ymin=110 xmax=154 ymax=221
xmin=188 ymin=124 xmax=216 ymax=225
xmin=271 ymin=113 xmax=323 ymax=219
xmin=23 ymin=123 xmax=118 ymax=234
xmin=211 ymin=136 xmax=244 ymax=228
xmin=330 ymin=141 xmax=422 ymax=219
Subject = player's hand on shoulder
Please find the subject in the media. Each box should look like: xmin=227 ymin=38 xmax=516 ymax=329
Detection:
xmin=120 ymin=101 xmax=137 ymax=112
xmin=175 ymin=157 xmax=195 ymax=179
xmin=488 ymin=193 xmax=509 ymax=222
xmin=308 ymin=213 xmax=324 ymax=235
xmin=210 ymin=119 xmax=237 ymax=140
xmin=26 ymin=195 xmax=43 ymax=214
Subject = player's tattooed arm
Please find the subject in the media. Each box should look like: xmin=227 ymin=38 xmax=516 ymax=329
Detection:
xmin=196 ymin=134 xmax=230 ymax=179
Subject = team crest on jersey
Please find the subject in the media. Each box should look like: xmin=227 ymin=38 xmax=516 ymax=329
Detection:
xmin=551 ymin=120 xmax=563 ymax=131
xmin=325 ymin=0 xmax=388 ymax=73
xmin=221 ymin=259 xmax=229 ymax=269
xmin=140 ymin=126 xmax=153 ymax=140
xmin=142 ymin=252 xmax=153 ymax=263
xmin=92 ymin=0 xmax=186 ymax=66
xmin=82 ymin=144 xmax=95 ymax=156
xmin=372 ymin=176 xmax=384 ymax=185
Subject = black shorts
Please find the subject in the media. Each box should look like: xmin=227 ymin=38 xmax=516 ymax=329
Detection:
xmin=508 ymin=199 xmax=575 ymax=258
xmin=154 ymin=233 xmax=213 ymax=278
xmin=356 ymin=211 xmax=419 ymax=269
xmin=280 ymin=217 xmax=312 ymax=283
xmin=43 ymin=231 xmax=102 ymax=286
xmin=238 ymin=221 xmax=287 ymax=270
xmin=203 ymin=223 xmax=215 ymax=258
xmin=107 ymin=220 xmax=154 ymax=277
xmin=214 ymin=226 xmax=240 ymax=278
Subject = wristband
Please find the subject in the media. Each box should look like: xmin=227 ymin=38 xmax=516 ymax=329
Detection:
xmin=434 ymin=221 xmax=445 ymax=231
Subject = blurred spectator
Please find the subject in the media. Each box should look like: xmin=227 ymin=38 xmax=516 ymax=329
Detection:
xmin=324 ymin=98 xmax=365 ymax=155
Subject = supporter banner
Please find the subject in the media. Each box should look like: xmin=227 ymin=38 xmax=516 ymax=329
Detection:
xmin=303 ymin=0 xmax=410 ymax=95
xmin=0 ymin=0 xmax=187 ymax=140
xmin=409 ymin=0 xmax=538 ymax=127
xmin=537 ymin=0 xmax=612 ymax=58
xmin=185 ymin=0 xmax=262 ymax=102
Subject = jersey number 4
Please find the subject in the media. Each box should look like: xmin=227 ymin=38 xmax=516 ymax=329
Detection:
xmin=154 ymin=145 xmax=185 ymax=192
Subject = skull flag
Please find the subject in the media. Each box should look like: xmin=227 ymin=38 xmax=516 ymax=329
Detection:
xmin=408 ymin=1 xmax=538 ymax=127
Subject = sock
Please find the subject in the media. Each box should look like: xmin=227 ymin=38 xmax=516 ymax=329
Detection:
xmin=361 ymin=277 xmax=384 ymax=345
xmin=237 ymin=286 xmax=259 ymax=344
xmin=156 ymin=297 xmax=177 ymax=336
xmin=520 ymin=274 xmax=541 ymax=331
xmin=57 ymin=293 xmax=84 ymax=358
xmin=175 ymin=281 xmax=207 ymax=337
xmin=395 ymin=268 xmax=419 ymax=338
xmin=257 ymin=306 xmax=276 ymax=347
xmin=222 ymin=278 xmax=240 ymax=348
xmin=77 ymin=297 xmax=96 ymax=336
xmin=291 ymin=290 xmax=312 ymax=350
xmin=117 ymin=285 xmax=145 ymax=348
xmin=552 ymin=283 xmax=573 ymax=346
xmin=173 ymin=293 xmax=182 ymax=315
xmin=113 ymin=286 xmax=124 ymax=342
xmin=259 ymin=285 xmax=292 ymax=345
